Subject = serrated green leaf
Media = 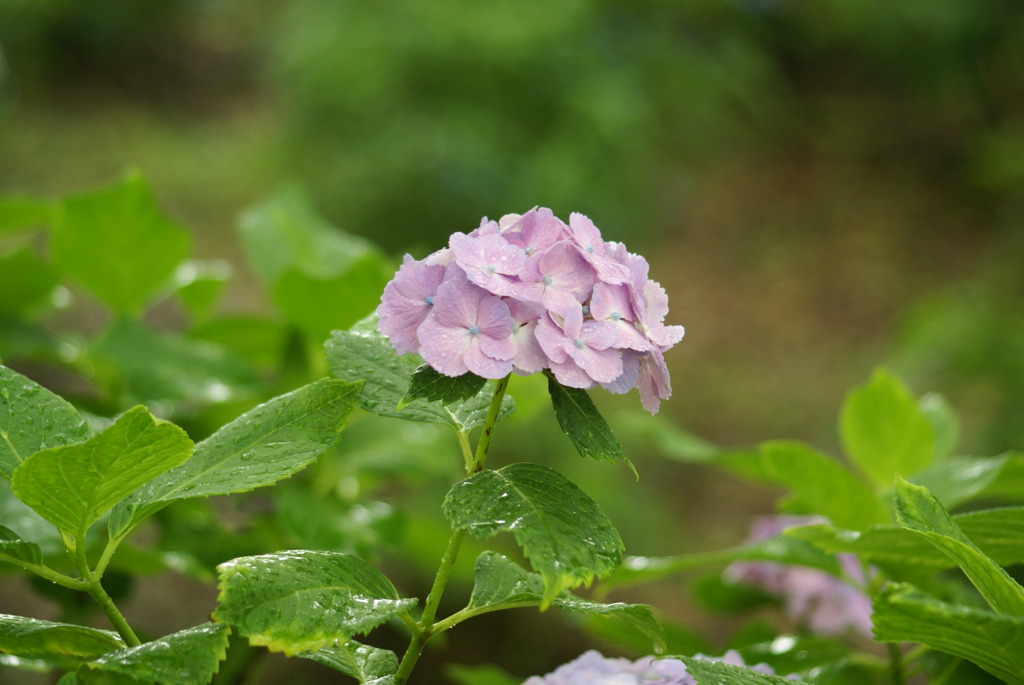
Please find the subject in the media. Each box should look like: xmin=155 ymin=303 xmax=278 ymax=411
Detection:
xmin=0 ymin=196 xmax=53 ymax=234
xmin=909 ymin=455 xmax=1010 ymax=510
xmin=0 ymin=524 xmax=42 ymax=566
xmin=325 ymin=321 xmax=514 ymax=431
xmin=760 ymin=441 xmax=888 ymax=530
xmin=444 ymin=463 xmax=623 ymax=607
xmin=86 ymin=623 xmax=230 ymax=685
xmin=873 ymin=585 xmax=1024 ymax=684
xmin=0 ymin=248 xmax=59 ymax=316
xmin=299 ymin=640 xmax=398 ymax=682
xmin=50 ymin=172 xmax=191 ymax=315
xmin=839 ymin=369 xmax=935 ymax=488
xmin=0 ymin=366 xmax=91 ymax=480
xmin=110 ymin=379 xmax=361 ymax=539
xmin=12 ymin=406 xmax=192 ymax=538
xmin=675 ymin=655 xmax=810 ymax=684
xmin=93 ymin=319 xmax=260 ymax=405
xmin=894 ymin=477 xmax=1024 ymax=615
xmin=212 ymin=551 xmax=416 ymax=656
xmin=399 ymin=365 xmax=486 ymax=409
xmin=0 ymin=614 xmax=123 ymax=662
xmin=467 ymin=552 xmax=665 ymax=652
xmin=546 ymin=374 xmax=633 ymax=474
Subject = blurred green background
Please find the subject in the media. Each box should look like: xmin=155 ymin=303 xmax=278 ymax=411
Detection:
xmin=1 ymin=0 xmax=1023 ymax=682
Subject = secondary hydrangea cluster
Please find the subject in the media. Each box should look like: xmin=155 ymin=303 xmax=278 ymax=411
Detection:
xmin=725 ymin=516 xmax=875 ymax=639
xmin=521 ymin=649 xmax=778 ymax=684
xmin=376 ymin=207 xmax=684 ymax=413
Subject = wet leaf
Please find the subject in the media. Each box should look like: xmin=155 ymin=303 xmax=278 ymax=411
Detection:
xmin=0 ymin=524 xmax=42 ymax=566
xmin=444 ymin=462 xmax=623 ymax=607
xmin=675 ymin=655 xmax=811 ymax=684
xmin=299 ymin=639 xmax=398 ymax=682
xmin=12 ymin=406 xmax=192 ymax=538
xmin=546 ymin=374 xmax=633 ymax=474
xmin=0 ymin=614 xmax=123 ymax=662
xmin=213 ymin=550 xmax=416 ymax=656
xmin=111 ymin=379 xmax=361 ymax=539
xmin=399 ymin=365 xmax=486 ymax=408
xmin=85 ymin=623 xmax=230 ymax=685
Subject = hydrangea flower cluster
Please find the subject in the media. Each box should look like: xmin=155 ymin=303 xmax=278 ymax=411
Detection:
xmin=376 ymin=207 xmax=684 ymax=413
xmin=521 ymin=649 xmax=778 ymax=684
xmin=725 ymin=516 xmax=875 ymax=639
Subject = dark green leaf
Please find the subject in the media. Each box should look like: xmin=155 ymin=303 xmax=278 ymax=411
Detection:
xmin=0 ymin=614 xmax=123 ymax=662
xmin=400 ymin=365 xmax=486 ymax=408
xmin=760 ymin=441 xmax=888 ymax=530
xmin=86 ymin=623 xmax=230 ymax=685
xmin=93 ymin=319 xmax=260 ymax=405
xmin=50 ymin=172 xmax=191 ymax=315
xmin=444 ymin=463 xmax=623 ymax=606
xmin=893 ymin=477 xmax=1024 ymax=615
xmin=547 ymin=374 xmax=633 ymax=474
xmin=873 ymin=585 xmax=1024 ymax=684
xmin=299 ymin=640 xmax=398 ymax=682
xmin=212 ymin=551 xmax=416 ymax=655
xmin=111 ymin=378 xmax=361 ymax=539
xmin=0 ymin=365 xmax=91 ymax=479
xmin=325 ymin=320 xmax=514 ymax=431
xmin=0 ymin=524 xmax=42 ymax=566
xmin=468 ymin=552 xmax=665 ymax=652
xmin=0 ymin=248 xmax=58 ymax=316
xmin=12 ymin=406 xmax=193 ymax=538
xmin=839 ymin=369 xmax=935 ymax=488
xmin=675 ymin=655 xmax=810 ymax=684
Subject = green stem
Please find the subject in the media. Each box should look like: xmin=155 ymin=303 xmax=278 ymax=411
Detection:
xmin=471 ymin=374 xmax=509 ymax=473
xmin=888 ymin=643 xmax=905 ymax=685
xmin=71 ymin=536 xmax=141 ymax=647
xmin=0 ymin=554 xmax=90 ymax=591
xmin=393 ymin=377 xmax=511 ymax=684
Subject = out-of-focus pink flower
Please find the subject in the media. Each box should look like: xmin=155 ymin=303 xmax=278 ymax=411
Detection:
xmin=725 ymin=515 xmax=875 ymax=639
xmin=375 ymin=208 xmax=684 ymax=413
xmin=521 ymin=649 xmax=780 ymax=685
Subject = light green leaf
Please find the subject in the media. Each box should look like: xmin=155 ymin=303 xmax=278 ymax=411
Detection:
xmin=212 ymin=551 xmax=416 ymax=656
xmin=0 ymin=614 xmax=123 ymax=662
xmin=50 ymin=172 xmax=191 ymax=315
xmin=973 ymin=451 xmax=1024 ymax=503
xmin=894 ymin=477 xmax=1024 ymax=615
xmin=919 ymin=393 xmax=959 ymax=461
xmin=399 ymin=365 xmax=486 ymax=409
xmin=446 ymin=663 xmax=521 ymax=685
xmin=238 ymin=186 xmax=377 ymax=284
xmin=299 ymin=640 xmax=398 ymax=682
xmin=675 ymin=655 xmax=810 ymax=684
xmin=443 ymin=463 xmax=623 ymax=607
xmin=909 ymin=455 xmax=1010 ymax=510
xmin=93 ymin=319 xmax=260 ymax=405
xmin=873 ymin=585 xmax=1024 ymax=684
xmin=791 ymin=508 xmax=1024 ymax=574
xmin=0 ymin=196 xmax=53 ymax=234
xmin=547 ymin=373 xmax=633 ymax=474
xmin=0 ymin=524 xmax=42 ymax=566
xmin=760 ymin=441 xmax=888 ymax=530
xmin=0 ymin=248 xmax=59 ymax=316
xmin=468 ymin=552 xmax=665 ymax=652
xmin=273 ymin=255 xmax=392 ymax=343
xmin=325 ymin=321 xmax=514 ymax=431
xmin=86 ymin=623 xmax=230 ymax=685
xmin=0 ymin=366 xmax=91 ymax=480
xmin=173 ymin=260 xmax=231 ymax=326
xmin=110 ymin=379 xmax=361 ymax=539
xmin=12 ymin=406 xmax=193 ymax=538
xmin=839 ymin=369 xmax=935 ymax=487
